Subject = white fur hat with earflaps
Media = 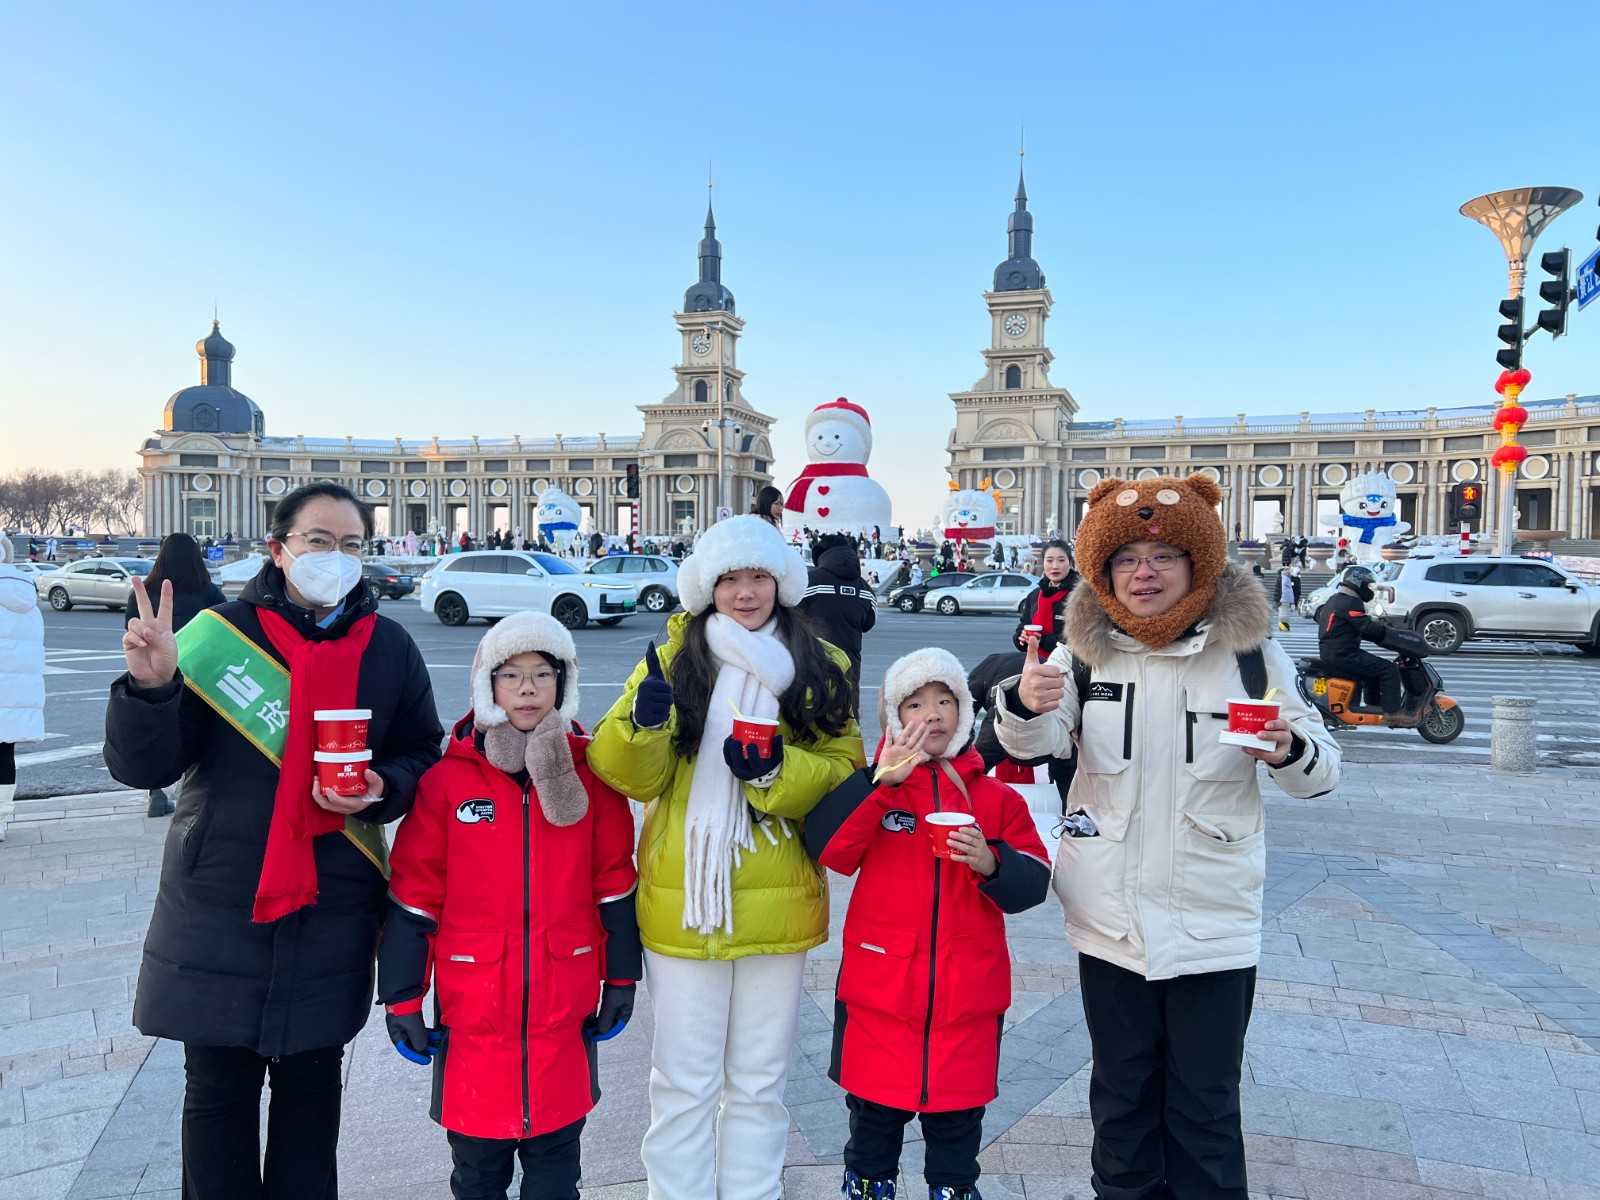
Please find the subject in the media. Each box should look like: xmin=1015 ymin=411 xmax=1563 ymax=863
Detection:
xmin=676 ymin=515 xmax=808 ymax=616
xmin=469 ymin=610 xmax=581 ymax=728
xmin=877 ymin=647 xmax=975 ymax=760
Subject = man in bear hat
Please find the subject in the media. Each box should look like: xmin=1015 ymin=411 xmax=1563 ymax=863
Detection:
xmin=993 ymin=474 xmax=1341 ymax=1200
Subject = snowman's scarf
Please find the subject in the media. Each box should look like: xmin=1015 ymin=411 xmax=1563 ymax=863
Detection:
xmin=786 ymin=462 xmax=868 ymax=512
xmin=682 ymin=613 xmax=797 ymax=936
xmin=1342 ymin=512 xmax=1396 ymax=544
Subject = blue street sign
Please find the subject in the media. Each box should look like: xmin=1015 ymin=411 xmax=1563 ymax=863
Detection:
xmin=1578 ymin=246 xmax=1600 ymax=312
xmin=206 ymin=546 xmax=224 ymax=561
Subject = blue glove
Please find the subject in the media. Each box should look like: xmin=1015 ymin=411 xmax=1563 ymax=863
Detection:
xmin=723 ymin=733 xmax=784 ymax=782
xmin=386 ymin=1010 xmax=440 ymax=1065
xmin=584 ymin=982 xmax=636 ymax=1042
xmin=632 ymin=642 xmax=674 ymax=729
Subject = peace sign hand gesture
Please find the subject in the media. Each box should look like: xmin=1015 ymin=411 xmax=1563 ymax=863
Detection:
xmin=124 ymin=576 xmax=178 ymax=688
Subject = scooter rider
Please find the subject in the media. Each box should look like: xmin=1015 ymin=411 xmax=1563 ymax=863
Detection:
xmin=1315 ymin=567 xmax=1404 ymax=716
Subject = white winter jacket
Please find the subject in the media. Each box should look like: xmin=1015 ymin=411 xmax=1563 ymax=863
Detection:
xmin=994 ymin=564 xmax=1339 ymax=979
xmin=0 ymin=563 xmax=46 ymax=744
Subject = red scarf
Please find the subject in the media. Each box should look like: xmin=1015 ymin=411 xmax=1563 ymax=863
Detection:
xmin=786 ymin=461 xmax=868 ymax=511
xmin=252 ymin=608 xmax=377 ymax=923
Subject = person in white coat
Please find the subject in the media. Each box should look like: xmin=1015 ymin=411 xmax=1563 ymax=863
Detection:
xmin=0 ymin=537 xmax=47 ymax=840
xmin=994 ymin=474 xmax=1340 ymax=1200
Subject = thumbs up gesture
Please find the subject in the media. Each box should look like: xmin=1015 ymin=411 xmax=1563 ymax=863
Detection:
xmin=1017 ymin=632 xmax=1066 ymax=714
xmin=632 ymin=642 xmax=675 ymax=729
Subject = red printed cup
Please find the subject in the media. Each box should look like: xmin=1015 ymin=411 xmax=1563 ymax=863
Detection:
xmin=731 ymin=716 xmax=779 ymax=755
xmin=1022 ymin=624 xmax=1043 ymax=637
xmin=926 ymin=811 xmax=977 ymax=858
xmin=314 ymin=709 xmax=371 ymax=753
xmin=315 ymin=750 xmax=373 ymax=797
xmin=1222 ymin=699 xmax=1280 ymax=748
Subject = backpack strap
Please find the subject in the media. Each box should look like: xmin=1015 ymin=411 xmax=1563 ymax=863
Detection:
xmin=935 ymin=758 xmax=973 ymax=809
xmin=1236 ymin=647 xmax=1268 ymax=700
xmin=1072 ymin=656 xmax=1093 ymax=706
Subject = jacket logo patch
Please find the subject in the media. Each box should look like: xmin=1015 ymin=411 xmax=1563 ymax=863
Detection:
xmin=881 ymin=809 xmax=917 ymax=834
xmin=455 ymin=798 xmax=495 ymax=824
xmin=1086 ymin=682 xmax=1123 ymax=703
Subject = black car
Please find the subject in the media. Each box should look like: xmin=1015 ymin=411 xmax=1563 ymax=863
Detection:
xmin=362 ymin=563 xmax=415 ymax=600
xmin=887 ymin=571 xmax=976 ymax=613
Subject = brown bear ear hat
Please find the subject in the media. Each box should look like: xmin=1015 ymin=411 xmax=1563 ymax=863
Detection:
xmin=1073 ymin=473 xmax=1227 ymax=650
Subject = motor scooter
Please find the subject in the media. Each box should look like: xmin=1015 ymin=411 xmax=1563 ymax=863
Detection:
xmin=1294 ymin=626 xmax=1465 ymax=744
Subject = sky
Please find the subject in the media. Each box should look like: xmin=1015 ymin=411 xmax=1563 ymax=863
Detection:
xmin=3 ymin=1 xmax=1599 ymax=529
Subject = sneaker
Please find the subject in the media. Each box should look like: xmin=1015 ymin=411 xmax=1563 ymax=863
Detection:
xmin=1278 ymin=620 xmax=1290 ymax=632
xmin=843 ymin=1169 xmax=896 ymax=1200
xmin=146 ymin=788 xmax=174 ymax=818
xmin=929 ymin=1188 xmax=981 ymax=1200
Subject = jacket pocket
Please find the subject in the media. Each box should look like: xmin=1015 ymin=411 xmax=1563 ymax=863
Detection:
xmin=946 ymin=932 xmax=1011 ymax=1021
xmin=1176 ymin=814 xmax=1265 ymax=941
xmin=544 ymin=923 xmax=602 ymax=1029
xmin=1053 ymin=830 xmax=1130 ymax=940
xmin=434 ymin=930 xmax=506 ymax=1035
xmin=1184 ymin=685 xmax=1256 ymax=783
xmin=837 ymin=921 xmax=919 ymax=1015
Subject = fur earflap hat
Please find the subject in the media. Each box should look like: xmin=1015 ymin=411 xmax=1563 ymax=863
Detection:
xmin=877 ymin=647 xmax=975 ymax=760
xmin=677 ymin=515 xmax=808 ymax=616
xmin=1073 ymin=473 xmax=1228 ymax=650
xmin=470 ymin=610 xmax=580 ymax=726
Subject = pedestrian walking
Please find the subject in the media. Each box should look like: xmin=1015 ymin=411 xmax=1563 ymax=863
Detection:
xmin=1276 ymin=566 xmax=1299 ymax=633
xmin=0 ymin=537 xmax=46 ymax=842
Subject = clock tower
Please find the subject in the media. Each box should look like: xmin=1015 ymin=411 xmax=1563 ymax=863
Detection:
xmin=638 ymin=200 xmax=776 ymax=536
xmin=947 ymin=167 xmax=1078 ymax=537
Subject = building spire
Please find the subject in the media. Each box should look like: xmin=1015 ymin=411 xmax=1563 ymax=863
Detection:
xmin=684 ymin=186 xmax=736 ymax=314
xmin=993 ymin=150 xmax=1045 ymax=292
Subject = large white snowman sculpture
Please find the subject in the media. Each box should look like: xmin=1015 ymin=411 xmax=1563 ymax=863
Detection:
xmin=783 ymin=397 xmax=895 ymax=536
xmin=536 ymin=487 xmax=583 ymax=552
xmin=1338 ymin=470 xmax=1410 ymax=563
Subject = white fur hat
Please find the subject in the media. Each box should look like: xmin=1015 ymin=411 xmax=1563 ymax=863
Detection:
xmin=470 ymin=610 xmax=580 ymax=727
xmin=877 ymin=647 xmax=975 ymax=760
xmin=677 ymin=515 xmax=808 ymax=616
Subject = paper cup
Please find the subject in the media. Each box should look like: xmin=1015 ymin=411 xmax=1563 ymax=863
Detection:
xmin=926 ymin=811 xmax=977 ymax=858
xmin=1218 ymin=699 xmax=1281 ymax=750
xmin=731 ymin=716 xmax=779 ymax=755
xmin=314 ymin=708 xmax=371 ymax=753
xmin=1022 ymin=624 xmax=1043 ymax=636
xmin=315 ymin=750 xmax=373 ymax=797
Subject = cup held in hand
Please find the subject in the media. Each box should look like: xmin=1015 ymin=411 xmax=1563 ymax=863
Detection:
xmin=926 ymin=811 xmax=977 ymax=858
xmin=731 ymin=716 xmax=778 ymax=755
xmin=315 ymin=709 xmax=371 ymax=752
xmin=315 ymin=750 xmax=374 ymax=797
xmin=1218 ymin=699 xmax=1281 ymax=750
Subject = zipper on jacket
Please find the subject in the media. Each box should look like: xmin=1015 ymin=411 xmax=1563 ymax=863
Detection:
xmin=1122 ymin=682 xmax=1137 ymax=759
xmin=920 ymin=763 xmax=942 ymax=1108
xmin=521 ymin=777 xmax=533 ymax=1137
xmin=1185 ymin=710 xmax=1195 ymax=764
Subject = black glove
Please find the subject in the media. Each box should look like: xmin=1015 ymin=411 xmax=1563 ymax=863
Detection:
xmin=723 ymin=733 xmax=784 ymax=782
xmin=632 ymin=642 xmax=674 ymax=729
xmin=585 ymin=982 xmax=636 ymax=1042
xmin=386 ymin=1009 xmax=436 ymax=1065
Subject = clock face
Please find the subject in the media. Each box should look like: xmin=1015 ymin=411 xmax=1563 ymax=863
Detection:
xmin=690 ymin=334 xmax=712 ymax=356
xmin=1003 ymin=313 xmax=1029 ymax=337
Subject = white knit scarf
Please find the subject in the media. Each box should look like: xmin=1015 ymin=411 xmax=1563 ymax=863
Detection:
xmin=682 ymin=613 xmax=796 ymax=936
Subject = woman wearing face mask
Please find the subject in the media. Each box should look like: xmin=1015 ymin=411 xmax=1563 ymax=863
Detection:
xmin=103 ymin=481 xmax=444 ymax=1200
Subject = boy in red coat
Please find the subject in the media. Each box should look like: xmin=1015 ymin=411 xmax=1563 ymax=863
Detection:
xmin=804 ymin=648 xmax=1051 ymax=1200
xmin=378 ymin=612 xmax=641 ymax=1200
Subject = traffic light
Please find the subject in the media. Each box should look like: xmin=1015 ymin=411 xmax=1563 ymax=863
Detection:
xmin=625 ymin=463 xmax=640 ymax=499
xmin=1496 ymin=297 xmax=1524 ymax=370
xmin=1449 ymin=481 xmax=1482 ymax=525
xmin=1536 ymin=249 xmax=1571 ymax=338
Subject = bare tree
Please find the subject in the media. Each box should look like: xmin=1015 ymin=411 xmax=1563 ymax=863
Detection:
xmin=92 ymin=470 xmax=144 ymax=535
xmin=0 ymin=468 xmax=142 ymax=535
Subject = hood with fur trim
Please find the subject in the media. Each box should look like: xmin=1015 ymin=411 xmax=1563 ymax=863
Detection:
xmin=469 ymin=610 xmax=580 ymax=727
xmin=678 ymin=515 xmax=808 ymax=616
xmin=877 ymin=647 xmax=975 ymax=760
xmin=1064 ymin=560 xmax=1270 ymax=667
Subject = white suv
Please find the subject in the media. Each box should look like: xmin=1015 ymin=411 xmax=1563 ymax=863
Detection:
xmin=421 ymin=551 xmax=637 ymax=629
xmin=1368 ymin=553 xmax=1600 ymax=655
xmin=584 ymin=554 xmax=680 ymax=614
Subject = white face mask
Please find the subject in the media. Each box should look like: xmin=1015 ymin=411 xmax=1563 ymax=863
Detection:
xmin=281 ymin=546 xmax=363 ymax=608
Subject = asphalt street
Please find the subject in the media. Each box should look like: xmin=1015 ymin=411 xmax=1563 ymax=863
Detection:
xmin=21 ymin=593 xmax=1600 ymax=797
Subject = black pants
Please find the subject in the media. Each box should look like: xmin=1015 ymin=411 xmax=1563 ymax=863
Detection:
xmin=843 ymin=1093 xmax=984 ymax=1190
xmin=1079 ymin=955 xmax=1254 ymax=1200
xmin=1327 ymin=651 xmax=1403 ymax=713
xmin=181 ymin=1042 xmax=344 ymax=1200
xmin=447 ymin=1118 xmax=584 ymax=1200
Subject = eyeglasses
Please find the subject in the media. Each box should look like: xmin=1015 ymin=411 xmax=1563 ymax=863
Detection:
xmin=492 ymin=668 xmax=559 ymax=692
xmin=285 ymin=530 xmax=369 ymax=556
xmin=1109 ymin=551 xmax=1190 ymax=574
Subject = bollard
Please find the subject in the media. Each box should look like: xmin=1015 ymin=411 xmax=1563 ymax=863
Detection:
xmin=1490 ymin=696 xmax=1537 ymax=774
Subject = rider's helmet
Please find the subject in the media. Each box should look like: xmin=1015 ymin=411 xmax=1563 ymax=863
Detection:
xmin=1342 ymin=566 xmax=1377 ymax=603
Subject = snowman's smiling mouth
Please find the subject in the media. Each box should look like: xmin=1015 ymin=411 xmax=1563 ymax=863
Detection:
xmin=813 ymin=441 xmax=840 ymax=457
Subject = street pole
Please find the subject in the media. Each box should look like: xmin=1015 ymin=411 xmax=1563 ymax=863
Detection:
xmin=715 ymin=322 xmax=727 ymax=517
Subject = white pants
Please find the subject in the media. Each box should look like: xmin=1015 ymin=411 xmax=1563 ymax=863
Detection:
xmin=642 ymin=948 xmax=807 ymax=1200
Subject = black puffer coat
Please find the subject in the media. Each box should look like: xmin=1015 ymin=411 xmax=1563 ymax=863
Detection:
xmin=104 ymin=565 xmax=443 ymax=1056
xmin=123 ymin=580 xmax=226 ymax=631
xmin=799 ymin=544 xmax=877 ymax=668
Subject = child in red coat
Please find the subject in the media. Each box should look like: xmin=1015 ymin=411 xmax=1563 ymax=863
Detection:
xmin=804 ymin=648 xmax=1051 ymax=1200
xmin=378 ymin=612 xmax=641 ymax=1200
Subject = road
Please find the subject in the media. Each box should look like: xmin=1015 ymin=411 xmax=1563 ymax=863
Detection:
xmin=20 ymin=595 xmax=1600 ymax=797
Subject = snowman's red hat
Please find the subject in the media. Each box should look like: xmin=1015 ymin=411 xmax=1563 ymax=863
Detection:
xmin=807 ymin=397 xmax=871 ymax=433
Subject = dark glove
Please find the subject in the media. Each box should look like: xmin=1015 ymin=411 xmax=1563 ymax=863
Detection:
xmin=584 ymin=982 xmax=636 ymax=1042
xmin=386 ymin=1009 xmax=439 ymax=1065
xmin=632 ymin=642 xmax=674 ymax=729
xmin=723 ymin=733 xmax=783 ymax=782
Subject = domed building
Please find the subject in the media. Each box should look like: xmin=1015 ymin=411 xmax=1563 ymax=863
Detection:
xmin=163 ymin=321 xmax=263 ymax=437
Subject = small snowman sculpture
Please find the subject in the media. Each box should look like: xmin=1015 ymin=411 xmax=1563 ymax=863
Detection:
xmin=943 ymin=479 xmax=1002 ymax=543
xmin=783 ymin=397 xmax=895 ymax=535
xmin=537 ymin=487 xmax=582 ymax=552
xmin=1338 ymin=470 xmax=1410 ymax=563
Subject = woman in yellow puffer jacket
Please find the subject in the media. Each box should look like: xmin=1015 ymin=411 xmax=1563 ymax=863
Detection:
xmin=588 ymin=516 xmax=862 ymax=1200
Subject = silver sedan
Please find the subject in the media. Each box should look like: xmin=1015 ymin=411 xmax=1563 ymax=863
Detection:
xmin=931 ymin=572 xmax=1040 ymax=615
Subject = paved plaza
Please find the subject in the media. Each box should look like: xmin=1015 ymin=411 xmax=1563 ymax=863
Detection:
xmin=4 ymin=756 xmax=1600 ymax=1199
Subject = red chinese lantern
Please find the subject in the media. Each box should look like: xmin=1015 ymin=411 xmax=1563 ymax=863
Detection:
xmin=1510 ymin=368 xmax=1532 ymax=388
xmin=1491 ymin=444 xmax=1529 ymax=470
xmin=1492 ymin=405 xmax=1529 ymax=430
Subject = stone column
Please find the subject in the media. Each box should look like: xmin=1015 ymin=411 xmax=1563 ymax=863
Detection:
xmin=1491 ymin=696 xmax=1537 ymax=774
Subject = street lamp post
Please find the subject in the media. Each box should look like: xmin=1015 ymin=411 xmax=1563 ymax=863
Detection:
xmin=1459 ymin=187 xmax=1583 ymax=555
xmin=703 ymin=321 xmax=739 ymax=523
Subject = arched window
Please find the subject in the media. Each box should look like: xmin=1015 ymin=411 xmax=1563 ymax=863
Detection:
xmin=1004 ymin=364 xmax=1022 ymax=390
xmin=694 ymin=380 xmax=708 ymax=404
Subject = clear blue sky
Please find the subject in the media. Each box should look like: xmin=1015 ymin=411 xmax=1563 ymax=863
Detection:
xmin=3 ymin=1 xmax=1597 ymax=528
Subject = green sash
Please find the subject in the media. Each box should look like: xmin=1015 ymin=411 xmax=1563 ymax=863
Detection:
xmin=175 ymin=609 xmax=389 ymax=876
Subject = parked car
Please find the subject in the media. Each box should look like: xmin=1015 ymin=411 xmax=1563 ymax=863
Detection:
xmin=929 ymin=572 xmax=1040 ymax=616
xmin=45 ymin=559 xmax=153 ymax=611
xmin=585 ymin=554 xmax=680 ymax=614
xmin=12 ymin=562 xmax=60 ymax=595
xmin=887 ymin=572 xmax=975 ymax=613
xmin=362 ymin=562 xmax=415 ymax=600
xmin=1367 ymin=552 xmax=1600 ymax=654
xmin=420 ymin=550 xmax=637 ymax=629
